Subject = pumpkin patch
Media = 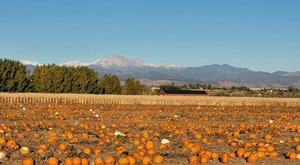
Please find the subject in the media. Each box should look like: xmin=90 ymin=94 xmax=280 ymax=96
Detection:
xmin=0 ymin=95 xmax=300 ymax=164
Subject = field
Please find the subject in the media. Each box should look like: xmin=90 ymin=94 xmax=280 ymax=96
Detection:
xmin=0 ymin=93 xmax=300 ymax=164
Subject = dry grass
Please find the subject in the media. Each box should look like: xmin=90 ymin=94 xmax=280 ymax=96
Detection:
xmin=1 ymin=92 xmax=300 ymax=106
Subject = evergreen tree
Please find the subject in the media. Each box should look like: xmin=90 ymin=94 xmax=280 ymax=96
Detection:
xmin=32 ymin=64 xmax=99 ymax=94
xmin=99 ymin=74 xmax=121 ymax=94
xmin=0 ymin=59 xmax=31 ymax=92
xmin=124 ymin=78 xmax=144 ymax=95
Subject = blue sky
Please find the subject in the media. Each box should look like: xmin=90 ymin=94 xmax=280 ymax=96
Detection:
xmin=0 ymin=0 xmax=299 ymax=72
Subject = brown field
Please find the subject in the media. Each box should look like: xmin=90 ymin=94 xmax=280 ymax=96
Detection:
xmin=0 ymin=93 xmax=300 ymax=164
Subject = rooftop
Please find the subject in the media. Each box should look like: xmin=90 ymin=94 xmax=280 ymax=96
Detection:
xmin=161 ymin=89 xmax=208 ymax=95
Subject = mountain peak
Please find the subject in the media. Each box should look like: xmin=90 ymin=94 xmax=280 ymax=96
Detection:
xmin=61 ymin=60 xmax=88 ymax=67
xmin=21 ymin=55 xmax=182 ymax=69
xmin=20 ymin=55 xmax=300 ymax=88
xmin=90 ymin=55 xmax=181 ymax=68
xmin=91 ymin=55 xmax=134 ymax=67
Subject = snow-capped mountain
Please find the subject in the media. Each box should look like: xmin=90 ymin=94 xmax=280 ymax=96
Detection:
xmin=21 ymin=55 xmax=300 ymax=88
xmin=89 ymin=55 xmax=181 ymax=68
xmin=35 ymin=55 xmax=181 ymax=69
xmin=21 ymin=55 xmax=181 ymax=69
xmin=60 ymin=60 xmax=88 ymax=67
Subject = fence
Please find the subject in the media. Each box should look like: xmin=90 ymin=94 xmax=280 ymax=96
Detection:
xmin=0 ymin=93 xmax=300 ymax=106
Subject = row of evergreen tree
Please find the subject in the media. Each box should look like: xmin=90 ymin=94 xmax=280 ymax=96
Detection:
xmin=0 ymin=58 xmax=146 ymax=95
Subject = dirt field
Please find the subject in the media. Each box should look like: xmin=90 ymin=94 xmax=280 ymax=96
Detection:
xmin=0 ymin=101 xmax=300 ymax=164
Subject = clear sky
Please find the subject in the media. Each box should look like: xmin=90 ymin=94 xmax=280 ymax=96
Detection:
xmin=0 ymin=0 xmax=299 ymax=72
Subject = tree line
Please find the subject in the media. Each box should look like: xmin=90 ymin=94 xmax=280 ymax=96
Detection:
xmin=2 ymin=58 xmax=300 ymax=97
xmin=0 ymin=58 xmax=147 ymax=95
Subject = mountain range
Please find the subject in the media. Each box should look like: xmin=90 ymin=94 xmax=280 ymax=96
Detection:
xmin=22 ymin=55 xmax=300 ymax=88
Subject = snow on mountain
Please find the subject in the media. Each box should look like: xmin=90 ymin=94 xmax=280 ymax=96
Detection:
xmin=21 ymin=55 xmax=181 ymax=69
xmin=19 ymin=55 xmax=300 ymax=88
xmin=61 ymin=60 xmax=88 ymax=67
xmin=21 ymin=60 xmax=40 ymax=66
xmin=90 ymin=55 xmax=182 ymax=68
xmin=90 ymin=55 xmax=134 ymax=67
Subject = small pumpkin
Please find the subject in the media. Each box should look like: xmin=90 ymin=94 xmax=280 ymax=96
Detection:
xmin=296 ymin=144 xmax=300 ymax=151
xmin=81 ymin=158 xmax=89 ymax=165
xmin=188 ymin=155 xmax=199 ymax=164
xmin=200 ymin=155 xmax=209 ymax=164
xmin=65 ymin=158 xmax=72 ymax=165
xmin=94 ymin=157 xmax=104 ymax=165
xmin=126 ymin=156 xmax=136 ymax=165
xmin=72 ymin=157 xmax=82 ymax=165
xmin=118 ymin=157 xmax=130 ymax=165
xmin=145 ymin=141 xmax=155 ymax=150
xmin=104 ymin=155 xmax=116 ymax=165
xmin=236 ymin=148 xmax=245 ymax=157
xmin=246 ymin=153 xmax=258 ymax=163
xmin=142 ymin=156 xmax=151 ymax=165
xmin=221 ymin=153 xmax=229 ymax=164
xmin=153 ymin=155 xmax=165 ymax=164
xmin=22 ymin=157 xmax=34 ymax=165
xmin=20 ymin=146 xmax=30 ymax=154
xmin=48 ymin=157 xmax=59 ymax=165
xmin=58 ymin=143 xmax=67 ymax=151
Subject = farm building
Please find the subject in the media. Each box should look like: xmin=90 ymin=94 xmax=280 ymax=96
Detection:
xmin=158 ymin=89 xmax=209 ymax=96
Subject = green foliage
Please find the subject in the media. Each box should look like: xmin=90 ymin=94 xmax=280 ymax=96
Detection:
xmin=287 ymin=86 xmax=300 ymax=93
xmin=99 ymin=74 xmax=121 ymax=94
xmin=0 ymin=59 xmax=31 ymax=92
xmin=159 ymin=83 xmax=182 ymax=90
xmin=123 ymin=78 xmax=145 ymax=95
xmin=32 ymin=64 xmax=99 ymax=93
xmin=230 ymin=86 xmax=250 ymax=91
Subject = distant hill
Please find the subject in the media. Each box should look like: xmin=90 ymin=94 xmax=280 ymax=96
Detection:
xmin=23 ymin=55 xmax=300 ymax=88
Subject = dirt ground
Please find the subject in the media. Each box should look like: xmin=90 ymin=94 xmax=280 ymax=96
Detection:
xmin=0 ymin=103 xmax=300 ymax=164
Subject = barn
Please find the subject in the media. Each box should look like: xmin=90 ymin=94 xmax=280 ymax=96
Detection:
xmin=158 ymin=89 xmax=209 ymax=96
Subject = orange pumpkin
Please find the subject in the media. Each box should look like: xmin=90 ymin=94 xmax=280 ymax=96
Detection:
xmin=0 ymin=137 xmax=6 ymax=145
xmin=81 ymin=158 xmax=89 ymax=165
xmin=211 ymin=152 xmax=219 ymax=159
xmin=236 ymin=148 xmax=245 ymax=157
xmin=221 ymin=153 xmax=229 ymax=164
xmin=82 ymin=132 xmax=89 ymax=138
xmin=126 ymin=156 xmax=137 ymax=165
xmin=188 ymin=155 xmax=199 ymax=164
xmin=48 ymin=157 xmax=59 ymax=165
xmin=65 ymin=158 xmax=73 ymax=165
xmin=147 ymin=148 xmax=156 ymax=155
xmin=83 ymin=147 xmax=92 ymax=155
xmin=269 ymin=151 xmax=280 ymax=157
xmin=153 ymin=155 xmax=164 ymax=164
xmin=264 ymin=134 xmax=272 ymax=141
xmin=200 ymin=155 xmax=209 ymax=164
xmin=288 ymin=152 xmax=297 ymax=160
xmin=104 ymin=155 xmax=116 ymax=165
xmin=296 ymin=144 xmax=300 ymax=151
xmin=145 ymin=141 xmax=155 ymax=150
xmin=94 ymin=157 xmax=105 ymax=165
xmin=257 ymin=151 xmax=266 ymax=158
xmin=58 ymin=143 xmax=67 ymax=151
xmin=118 ymin=157 xmax=130 ymax=165
xmin=22 ymin=157 xmax=34 ymax=165
xmin=6 ymin=139 xmax=17 ymax=148
xmin=142 ymin=156 xmax=151 ymax=165
xmin=72 ymin=157 xmax=82 ymax=165
xmin=247 ymin=153 xmax=258 ymax=163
